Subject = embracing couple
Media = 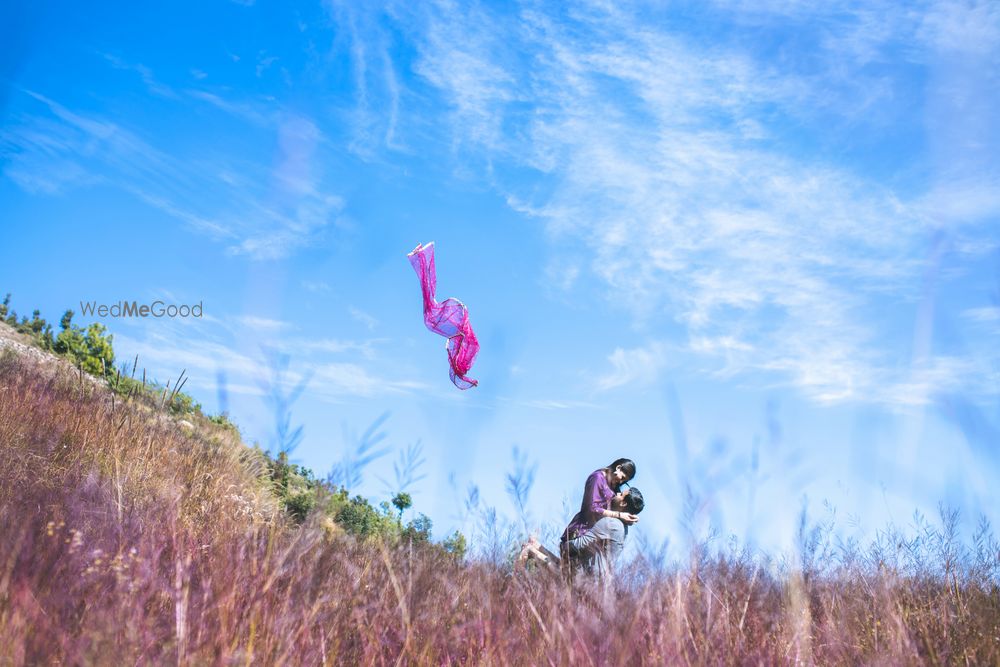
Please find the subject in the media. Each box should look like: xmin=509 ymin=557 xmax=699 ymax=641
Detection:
xmin=517 ymin=458 xmax=644 ymax=579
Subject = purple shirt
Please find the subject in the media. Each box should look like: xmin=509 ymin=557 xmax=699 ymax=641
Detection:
xmin=561 ymin=469 xmax=614 ymax=543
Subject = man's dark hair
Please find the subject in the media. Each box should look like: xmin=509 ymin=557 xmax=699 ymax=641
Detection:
xmin=625 ymin=487 xmax=644 ymax=514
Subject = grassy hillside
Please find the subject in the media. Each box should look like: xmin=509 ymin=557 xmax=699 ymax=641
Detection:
xmin=1 ymin=320 xmax=999 ymax=664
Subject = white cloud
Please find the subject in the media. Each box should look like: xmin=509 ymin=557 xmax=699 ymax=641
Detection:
xmin=293 ymin=337 xmax=381 ymax=360
xmin=2 ymin=89 xmax=344 ymax=262
xmin=408 ymin=0 xmax=523 ymax=154
xmin=407 ymin=1 xmax=1000 ymax=405
xmin=918 ymin=0 xmax=1000 ymax=56
xmin=595 ymin=341 xmax=670 ymax=392
xmin=114 ymin=315 xmax=421 ymax=404
xmin=326 ymin=0 xmax=406 ymax=156
xmin=963 ymin=306 xmax=1000 ymax=323
xmin=238 ymin=316 xmax=294 ymax=332
xmin=349 ymin=306 xmax=379 ymax=331
xmin=519 ymin=398 xmax=601 ymax=410
xmin=876 ymin=356 xmax=984 ymax=408
xmin=311 ymin=362 xmax=428 ymax=399
xmin=301 ymin=280 xmax=332 ymax=293
xmin=113 ymin=330 xmax=261 ymax=389
xmin=186 ymin=90 xmax=273 ymax=127
xmin=918 ymin=178 xmax=1000 ymax=226
xmin=101 ymin=54 xmax=177 ymax=98
xmin=543 ymin=258 xmax=581 ymax=293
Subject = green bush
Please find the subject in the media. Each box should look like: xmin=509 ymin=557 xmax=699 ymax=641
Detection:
xmin=2 ymin=293 xmax=468 ymax=556
xmin=264 ymin=449 xmax=321 ymax=524
xmin=52 ymin=310 xmax=115 ymax=376
xmin=333 ymin=491 xmax=398 ymax=538
xmin=2 ymin=296 xmax=55 ymax=351
xmin=441 ymin=530 xmax=467 ymax=560
xmin=2 ymin=295 xmax=213 ymax=420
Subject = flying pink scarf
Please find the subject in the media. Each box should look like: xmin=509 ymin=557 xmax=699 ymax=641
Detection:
xmin=407 ymin=242 xmax=479 ymax=389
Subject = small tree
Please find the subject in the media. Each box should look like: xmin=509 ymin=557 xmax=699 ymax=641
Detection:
xmin=267 ymin=450 xmax=319 ymax=524
xmin=391 ymin=492 xmax=412 ymax=521
xmin=54 ymin=311 xmax=87 ymax=363
xmin=441 ymin=531 xmax=467 ymax=561
xmin=335 ymin=492 xmax=395 ymax=539
xmin=51 ymin=310 xmax=114 ymax=376
xmin=83 ymin=323 xmax=114 ymax=376
xmin=402 ymin=514 xmax=432 ymax=545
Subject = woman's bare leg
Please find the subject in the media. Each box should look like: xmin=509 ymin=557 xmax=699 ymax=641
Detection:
xmin=516 ymin=536 xmax=561 ymax=572
xmin=531 ymin=537 xmax=561 ymax=563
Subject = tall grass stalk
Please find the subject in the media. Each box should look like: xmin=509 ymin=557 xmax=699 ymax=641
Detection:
xmin=1 ymin=348 xmax=999 ymax=664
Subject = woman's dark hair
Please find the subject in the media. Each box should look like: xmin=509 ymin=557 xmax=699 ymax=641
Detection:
xmin=624 ymin=487 xmax=644 ymax=515
xmin=603 ymin=458 xmax=636 ymax=485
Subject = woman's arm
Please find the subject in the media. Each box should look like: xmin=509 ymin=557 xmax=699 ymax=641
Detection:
xmin=584 ymin=471 xmax=638 ymax=524
xmin=599 ymin=508 xmax=639 ymax=525
xmin=585 ymin=472 xmax=639 ymax=524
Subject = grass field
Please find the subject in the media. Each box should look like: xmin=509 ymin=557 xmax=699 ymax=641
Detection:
xmin=1 ymin=344 xmax=998 ymax=665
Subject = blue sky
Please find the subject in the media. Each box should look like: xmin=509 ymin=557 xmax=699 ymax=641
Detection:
xmin=2 ymin=0 xmax=999 ymax=557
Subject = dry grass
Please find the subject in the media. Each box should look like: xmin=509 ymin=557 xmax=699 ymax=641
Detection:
xmin=1 ymin=347 xmax=998 ymax=665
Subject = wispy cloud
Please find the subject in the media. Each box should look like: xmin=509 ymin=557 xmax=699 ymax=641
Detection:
xmin=517 ymin=398 xmax=602 ymax=411
xmin=113 ymin=329 xmax=262 ymax=392
xmin=963 ymin=306 xmax=1000 ymax=324
xmin=595 ymin=341 xmax=671 ymax=392
xmin=407 ymin=0 xmax=522 ymax=155
xmin=291 ymin=337 xmax=381 ymax=360
xmin=238 ymin=315 xmax=294 ymax=332
xmin=186 ymin=89 xmax=272 ymax=126
xmin=301 ymin=280 xmax=332 ymax=293
xmin=405 ymin=0 xmax=1000 ymax=406
xmin=917 ymin=0 xmax=1000 ymax=55
xmin=255 ymin=51 xmax=278 ymax=78
xmin=349 ymin=306 xmax=378 ymax=331
xmin=114 ymin=312 xmax=421 ymax=404
xmin=226 ymin=115 xmax=347 ymax=260
xmin=325 ymin=0 xmax=406 ymax=157
xmin=2 ymin=85 xmax=346 ymax=261
xmin=311 ymin=362 xmax=427 ymax=399
xmin=101 ymin=53 xmax=177 ymax=98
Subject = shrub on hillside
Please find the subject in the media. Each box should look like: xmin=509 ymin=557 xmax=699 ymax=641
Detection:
xmin=2 ymin=294 xmax=213 ymax=420
xmin=52 ymin=310 xmax=115 ymax=376
xmin=1 ymin=344 xmax=1000 ymax=664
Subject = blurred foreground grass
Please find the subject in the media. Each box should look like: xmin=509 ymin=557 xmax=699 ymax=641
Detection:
xmin=1 ymin=334 xmax=999 ymax=665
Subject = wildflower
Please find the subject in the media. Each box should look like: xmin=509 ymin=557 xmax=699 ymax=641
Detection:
xmin=68 ymin=530 xmax=83 ymax=552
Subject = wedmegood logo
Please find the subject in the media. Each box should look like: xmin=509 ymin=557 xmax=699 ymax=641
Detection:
xmin=79 ymin=300 xmax=204 ymax=318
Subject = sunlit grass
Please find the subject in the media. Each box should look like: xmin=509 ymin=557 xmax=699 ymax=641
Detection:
xmin=1 ymin=347 xmax=998 ymax=664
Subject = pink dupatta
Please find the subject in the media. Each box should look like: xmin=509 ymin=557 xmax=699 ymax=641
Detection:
xmin=407 ymin=242 xmax=480 ymax=389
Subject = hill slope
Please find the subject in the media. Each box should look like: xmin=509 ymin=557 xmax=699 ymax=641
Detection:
xmin=2 ymin=322 xmax=999 ymax=665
